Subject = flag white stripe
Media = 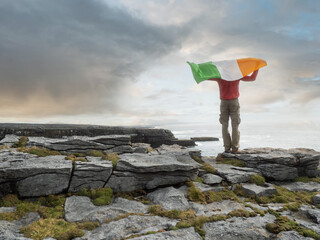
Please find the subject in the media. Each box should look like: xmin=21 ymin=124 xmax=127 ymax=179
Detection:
xmin=212 ymin=60 xmax=243 ymax=81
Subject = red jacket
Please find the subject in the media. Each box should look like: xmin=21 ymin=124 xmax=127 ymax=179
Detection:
xmin=217 ymin=80 xmax=240 ymax=100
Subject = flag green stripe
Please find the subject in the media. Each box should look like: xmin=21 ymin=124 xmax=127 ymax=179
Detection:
xmin=187 ymin=61 xmax=221 ymax=84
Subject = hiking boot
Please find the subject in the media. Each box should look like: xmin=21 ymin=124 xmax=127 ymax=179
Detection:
xmin=231 ymin=149 xmax=241 ymax=154
xmin=224 ymin=149 xmax=231 ymax=153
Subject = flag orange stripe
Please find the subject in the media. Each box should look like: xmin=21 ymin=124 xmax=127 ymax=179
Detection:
xmin=237 ymin=58 xmax=267 ymax=77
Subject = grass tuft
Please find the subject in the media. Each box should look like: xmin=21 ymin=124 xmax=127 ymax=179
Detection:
xmin=294 ymin=176 xmax=320 ymax=183
xmin=12 ymin=136 xmax=28 ymax=148
xmin=201 ymin=163 xmax=217 ymax=174
xmin=249 ymin=174 xmax=266 ymax=186
xmin=17 ymin=146 xmax=61 ymax=157
xmin=115 ymin=190 xmax=150 ymax=204
xmin=76 ymin=187 xmax=113 ymax=206
xmin=216 ymin=154 xmax=246 ymax=167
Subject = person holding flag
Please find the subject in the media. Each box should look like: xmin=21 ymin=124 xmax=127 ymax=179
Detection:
xmin=187 ymin=58 xmax=266 ymax=153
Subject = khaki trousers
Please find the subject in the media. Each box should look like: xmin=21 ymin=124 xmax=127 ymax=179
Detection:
xmin=219 ymin=98 xmax=241 ymax=151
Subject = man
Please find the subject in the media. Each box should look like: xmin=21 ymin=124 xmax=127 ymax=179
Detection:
xmin=208 ymin=70 xmax=259 ymax=153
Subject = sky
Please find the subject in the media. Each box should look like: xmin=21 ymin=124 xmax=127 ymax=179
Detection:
xmin=0 ymin=0 xmax=320 ymax=134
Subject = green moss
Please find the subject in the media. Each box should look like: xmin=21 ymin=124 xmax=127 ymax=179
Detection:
xmin=294 ymin=176 xmax=320 ymax=183
xmin=115 ymin=190 xmax=150 ymax=204
xmin=205 ymin=189 xmax=239 ymax=203
xmin=77 ymin=187 xmax=113 ymax=206
xmin=227 ymin=209 xmax=257 ymax=218
xmin=201 ymin=163 xmax=216 ymax=174
xmin=249 ymin=174 xmax=266 ymax=186
xmin=0 ymin=194 xmax=21 ymax=207
xmin=20 ymin=218 xmax=85 ymax=240
xmin=283 ymin=202 xmax=301 ymax=212
xmin=77 ymin=221 xmax=100 ymax=231
xmin=216 ymin=154 xmax=246 ymax=167
xmin=187 ymin=185 xmax=206 ymax=204
xmin=266 ymin=215 xmax=320 ymax=239
xmin=191 ymin=155 xmax=204 ymax=164
xmin=148 ymin=205 xmax=196 ymax=220
xmin=65 ymin=154 xmax=87 ymax=163
xmin=18 ymin=146 xmax=61 ymax=157
xmin=87 ymin=150 xmax=105 ymax=158
xmin=194 ymin=177 xmax=204 ymax=183
xmin=106 ymin=152 xmax=119 ymax=168
xmin=12 ymin=136 xmax=28 ymax=148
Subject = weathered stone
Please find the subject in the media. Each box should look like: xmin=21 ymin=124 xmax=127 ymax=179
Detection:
xmin=64 ymin=196 xmax=148 ymax=223
xmin=129 ymin=227 xmax=202 ymax=240
xmin=132 ymin=143 xmax=151 ymax=153
xmin=300 ymin=205 xmax=320 ymax=224
xmin=76 ymin=215 xmax=178 ymax=240
xmin=312 ymin=194 xmax=320 ymax=205
xmin=147 ymin=186 xmax=190 ymax=210
xmin=0 ymin=207 xmax=16 ymax=213
xmin=190 ymin=200 xmax=252 ymax=217
xmin=213 ymin=163 xmax=260 ymax=184
xmin=68 ymin=157 xmax=113 ymax=192
xmin=0 ymin=150 xmax=72 ymax=197
xmin=0 ymin=134 xmax=20 ymax=147
xmin=275 ymin=182 xmax=320 ymax=192
xmin=202 ymin=173 xmax=223 ymax=185
xmin=156 ymin=144 xmax=201 ymax=162
xmin=241 ymin=183 xmax=277 ymax=197
xmin=191 ymin=137 xmax=219 ymax=141
xmin=276 ymin=231 xmax=313 ymax=240
xmin=226 ymin=148 xmax=320 ymax=181
xmin=106 ymin=153 xmax=200 ymax=192
xmin=203 ymin=214 xmax=276 ymax=240
xmin=0 ymin=123 xmax=182 ymax=148
xmin=193 ymin=182 xmax=225 ymax=193
xmin=0 ymin=212 xmax=40 ymax=240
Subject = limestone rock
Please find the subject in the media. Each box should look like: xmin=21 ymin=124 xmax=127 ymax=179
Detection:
xmin=202 ymin=173 xmax=223 ymax=185
xmin=190 ymin=200 xmax=252 ymax=217
xmin=0 ymin=207 xmax=16 ymax=213
xmin=191 ymin=137 xmax=219 ymax=141
xmin=64 ymin=196 xmax=148 ymax=223
xmin=213 ymin=163 xmax=261 ymax=184
xmin=76 ymin=215 xmax=178 ymax=240
xmin=132 ymin=143 xmax=151 ymax=153
xmin=129 ymin=227 xmax=202 ymax=240
xmin=156 ymin=144 xmax=201 ymax=162
xmin=193 ymin=182 xmax=225 ymax=193
xmin=106 ymin=153 xmax=200 ymax=192
xmin=203 ymin=214 xmax=276 ymax=240
xmin=224 ymin=148 xmax=320 ymax=180
xmin=275 ymin=182 xmax=320 ymax=192
xmin=241 ymin=183 xmax=277 ymax=197
xmin=300 ymin=205 xmax=320 ymax=224
xmin=147 ymin=186 xmax=190 ymax=210
xmin=0 ymin=150 xmax=72 ymax=197
xmin=312 ymin=194 xmax=320 ymax=205
xmin=68 ymin=157 xmax=113 ymax=192
xmin=276 ymin=231 xmax=313 ymax=240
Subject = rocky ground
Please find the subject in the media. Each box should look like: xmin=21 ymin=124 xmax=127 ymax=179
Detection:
xmin=0 ymin=127 xmax=320 ymax=240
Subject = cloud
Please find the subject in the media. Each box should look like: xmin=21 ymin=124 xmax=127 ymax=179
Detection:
xmin=0 ymin=0 xmax=185 ymax=116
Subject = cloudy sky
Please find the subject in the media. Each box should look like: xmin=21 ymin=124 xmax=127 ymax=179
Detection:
xmin=1 ymin=0 xmax=320 ymax=133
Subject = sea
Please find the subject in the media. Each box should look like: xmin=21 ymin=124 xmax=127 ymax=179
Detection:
xmin=159 ymin=123 xmax=320 ymax=157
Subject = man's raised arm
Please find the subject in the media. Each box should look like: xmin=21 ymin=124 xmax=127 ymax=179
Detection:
xmin=240 ymin=69 xmax=259 ymax=81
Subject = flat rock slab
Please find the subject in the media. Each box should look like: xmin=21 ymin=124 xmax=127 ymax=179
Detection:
xmin=312 ymin=194 xmax=320 ymax=205
xmin=190 ymin=200 xmax=252 ymax=217
xmin=241 ymin=183 xmax=277 ymax=197
xmin=106 ymin=153 xmax=200 ymax=192
xmin=65 ymin=196 xmax=148 ymax=223
xmin=213 ymin=163 xmax=261 ymax=184
xmin=202 ymin=173 xmax=223 ymax=185
xmin=203 ymin=214 xmax=276 ymax=240
xmin=223 ymin=148 xmax=320 ymax=180
xmin=276 ymin=231 xmax=313 ymax=240
xmin=68 ymin=157 xmax=113 ymax=192
xmin=275 ymin=182 xmax=320 ymax=192
xmin=76 ymin=215 xmax=178 ymax=240
xmin=147 ymin=186 xmax=190 ymax=210
xmin=0 ymin=150 xmax=72 ymax=197
xmin=130 ymin=227 xmax=202 ymax=240
xmin=193 ymin=182 xmax=225 ymax=193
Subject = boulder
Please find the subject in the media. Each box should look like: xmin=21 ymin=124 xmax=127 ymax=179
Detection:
xmin=68 ymin=157 xmax=113 ymax=192
xmin=65 ymin=196 xmax=148 ymax=223
xmin=76 ymin=215 xmax=178 ymax=240
xmin=223 ymin=148 xmax=320 ymax=181
xmin=0 ymin=150 xmax=72 ymax=197
xmin=241 ymin=183 xmax=277 ymax=197
xmin=190 ymin=200 xmax=252 ymax=217
xmin=202 ymin=174 xmax=223 ymax=185
xmin=106 ymin=153 xmax=200 ymax=192
xmin=312 ymin=194 xmax=320 ymax=205
xmin=203 ymin=214 xmax=276 ymax=240
xmin=147 ymin=186 xmax=190 ymax=210
xmin=213 ymin=163 xmax=261 ymax=184
xmin=129 ymin=227 xmax=202 ymax=240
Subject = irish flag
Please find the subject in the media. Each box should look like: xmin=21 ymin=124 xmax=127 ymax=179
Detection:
xmin=187 ymin=58 xmax=267 ymax=84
